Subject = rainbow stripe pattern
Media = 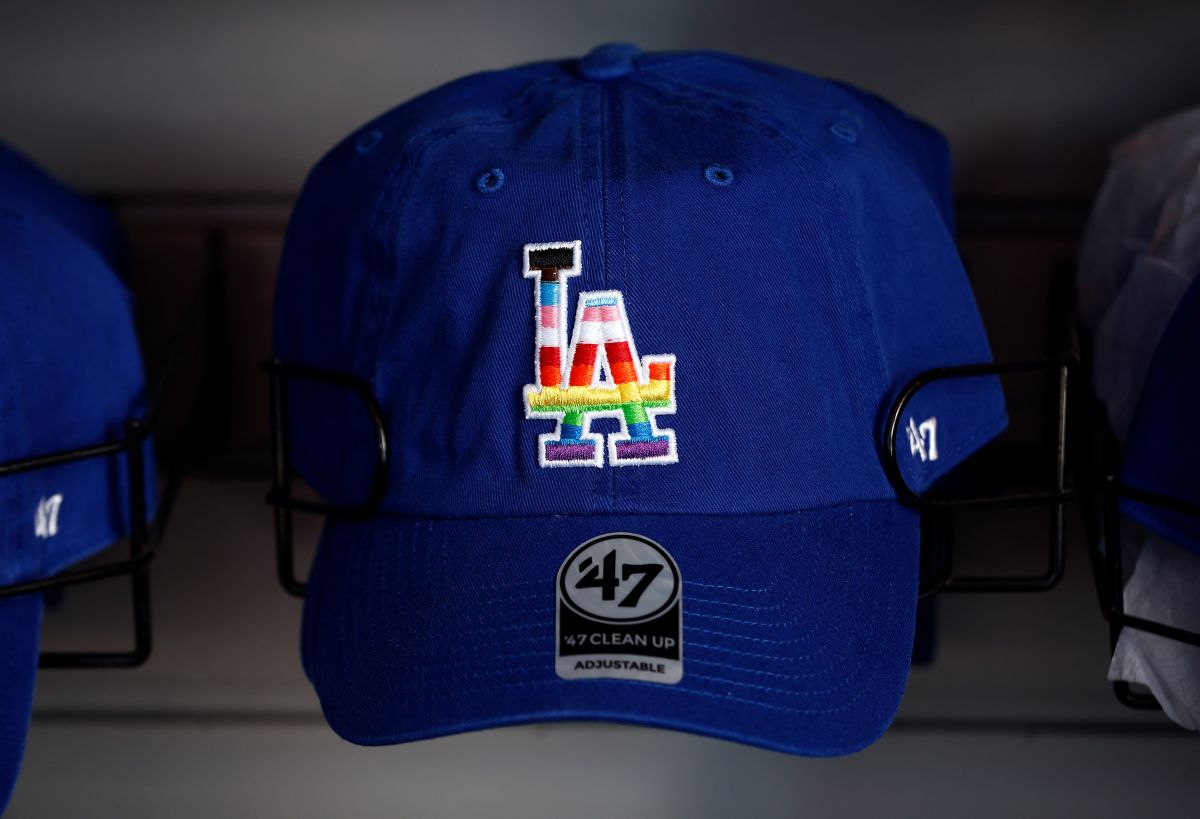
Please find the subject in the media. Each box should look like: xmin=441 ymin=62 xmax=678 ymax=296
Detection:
xmin=522 ymin=241 xmax=677 ymax=467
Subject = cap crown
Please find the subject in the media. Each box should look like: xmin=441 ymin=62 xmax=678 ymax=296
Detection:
xmin=275 ymin=48 xmax=1004 ymax=518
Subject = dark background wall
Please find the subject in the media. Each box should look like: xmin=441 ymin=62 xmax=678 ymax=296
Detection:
xmin=2 ymin=2 xmax=1198 ymax=817
xmin=3 ymin=0 xmax=1199 ymax=196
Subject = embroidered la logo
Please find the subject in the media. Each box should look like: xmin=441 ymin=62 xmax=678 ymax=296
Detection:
xmin=522 ymin=241 xmax=677 ymax=467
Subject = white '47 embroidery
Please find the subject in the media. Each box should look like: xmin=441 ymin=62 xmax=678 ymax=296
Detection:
xmin=906 ymin=417 xmax=938 ymax=463
xmin=34 ymin=494 xmax=64 ymax=539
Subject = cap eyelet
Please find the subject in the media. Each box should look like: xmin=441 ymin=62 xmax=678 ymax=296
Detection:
xmin=355 ymin=129 xmax=383 ymax=154
xmin=829 ymin=121 xmax=858 ymax=144
xmin=704 ymin=164 xmax=734 ymax=187
xmin=475 ymin=168 xmax=505 ymax=193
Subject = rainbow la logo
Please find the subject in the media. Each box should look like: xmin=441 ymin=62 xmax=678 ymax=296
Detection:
xmin=522 ymin=241 xmax=677 ymax=468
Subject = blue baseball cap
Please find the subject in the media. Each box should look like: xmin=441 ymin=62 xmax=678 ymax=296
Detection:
xmin=1121 ymin=272 xmax=1200 ymax=554
xmin=275 ymin=44 xmax=1005 ymax=756
xmin=0 ymin=169 xmax=149 ymax=810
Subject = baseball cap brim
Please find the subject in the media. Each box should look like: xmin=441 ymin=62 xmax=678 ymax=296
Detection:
xmin=302 ymin=501 xmax=918 ymax=756
xmin=0 ymin=594 xmax=41 ymax=813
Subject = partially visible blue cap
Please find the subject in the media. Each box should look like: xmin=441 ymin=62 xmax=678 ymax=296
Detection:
xmin=1121 ymin=273 xmax=1200 ymax=553
xmin=276 ymin=45 xmax=1005 ymax=757
xmin=0 ymin=596 xmax=40 ymax=812
xmin=0 ymin=141 xmax=124 ymax=270
xmin=0 ymin=185 xmax=149 ymax=811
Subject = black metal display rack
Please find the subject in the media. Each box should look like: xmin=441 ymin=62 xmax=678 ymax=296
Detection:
xmin=6 ymin=194 xmax=1191 ymax=712
xmin=0 ymin=418 xmax=159 ymax=668
xmin=263 ymin=198 xmax=1081 ymax=605
xmin=1073 ymin=340 xmax=1200 ymax=710
xmin=884 ymin=356 xmax=1073 ymax=597
xmin=259 ymin=196 xmax=1197 ymax=719
xmin=263 ymin=362 xmax=1074 ymax=600
xmin=263 ymin=359 xmax=388 ymax=597
xmin=0 ymin=267 xmax=207 ymax=668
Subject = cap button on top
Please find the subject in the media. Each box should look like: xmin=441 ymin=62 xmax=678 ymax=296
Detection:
xmin=578 ymin=43 xmax=642 ymax=80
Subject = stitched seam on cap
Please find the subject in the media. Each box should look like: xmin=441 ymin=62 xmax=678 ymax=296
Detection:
xmin=362 ymin=73 xmax=573 ymax=384
xmin=627 ymin=74 xmax=891 ymax=446
xmin=631 ymin=71 xmax=895 ymax=392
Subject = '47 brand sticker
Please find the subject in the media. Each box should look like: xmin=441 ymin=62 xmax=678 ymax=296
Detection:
xmin=556 ymin=533 xmax=682 ymax=684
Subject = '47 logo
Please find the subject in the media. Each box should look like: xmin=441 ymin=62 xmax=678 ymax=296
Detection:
xmin=574 ymin=549 xmax=663 ymax=610
xmin=555 ymin=533 xmax=684 ymax=684
xmin=558 ymin=534 xmax=681 ymax=624
xmin=906 ymin=415 xmax=939 ymax=463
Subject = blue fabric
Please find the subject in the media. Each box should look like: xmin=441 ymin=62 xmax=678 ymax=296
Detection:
xmin=276 ymin=45 xmax=1005 ymax=756
xmin=0 ymin=168 xmax=149 ymax=809
xmin=0 ymin=595 xmax=41 ymax=814
xmin=0 ymin=208 xmax=149 ymax=584
xmin=1121 ymin=274 xmax=1200 ymax=554
xmin=302 ymin=504 xmax=918 ymax=756
xmin=0 ymin=141 xmax=124 ymax=270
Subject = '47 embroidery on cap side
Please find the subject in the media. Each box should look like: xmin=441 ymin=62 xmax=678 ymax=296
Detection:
xmin=521 ymin=241 xmax=677 ymax=468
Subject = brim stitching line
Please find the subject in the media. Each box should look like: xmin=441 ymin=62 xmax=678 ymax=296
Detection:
xmin=330 ymin=572 xmax=894 ymax=721
xmin=339 ymin=513 xmax=867 ymax=671
xmin=470 ymin=587 xmax=785 ymax=610
xmin=327 ymin=519 xmax=898 ymax=705
xmin=339 ymin=543 xmax=858 ymax=684
xmin=463 ymin=589 xmax=788 ymax=627
xmin=322 ymin=518 xmax=901 ymax=723
xmin=323 ymin=621 xmax=892 ymax=723
xmin=329 ymin=509 xmax=907 ymax=709
xmin=392 ymin=646 xmax=838 ymax=685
